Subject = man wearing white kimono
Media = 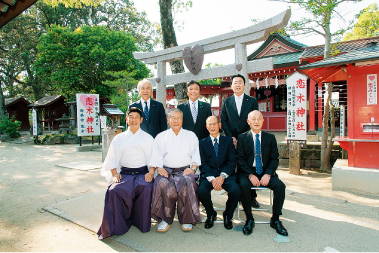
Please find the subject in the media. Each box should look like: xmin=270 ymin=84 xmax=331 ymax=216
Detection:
xmin=150 ymin=108 xmax=202 ymax=232
xmin=97 ymin=107 xmax=155 ymax=239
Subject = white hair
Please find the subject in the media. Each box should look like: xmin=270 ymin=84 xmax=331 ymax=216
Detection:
xmin=137 ymin=79 xmax=152 ymax=91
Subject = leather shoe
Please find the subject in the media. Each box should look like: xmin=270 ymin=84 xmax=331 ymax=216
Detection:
xmin=242 ymin=219 xmax=255 ymax=235
xmin=251 ymin=199 xmax=260 ymax=208
xmin=270 ymin=219 xmax=288 ymax=236
xmin=204 ymin=211 xmax=217 ymax=229
xmin=223 ymin=213 xmax=233 ymax=230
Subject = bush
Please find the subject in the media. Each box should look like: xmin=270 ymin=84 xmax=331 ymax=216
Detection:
xmin=0 ymin=116 xmax=21 ymax=138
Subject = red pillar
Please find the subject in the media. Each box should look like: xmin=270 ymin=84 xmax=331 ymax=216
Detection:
xmin=318 ymin=82 xmax=323 ymax=130
xmin=309 ymin=79 xmax=316 ymax=130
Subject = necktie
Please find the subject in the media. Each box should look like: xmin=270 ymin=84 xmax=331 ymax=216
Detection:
xmin=255 ymin=134 xmax=263 ymax=175
xmin=144 ymin=101 xmax=149 ymax=122
xmin=191 ymin=102 xmax=197 ymax=124
xmin=214 ymin=138 xmax=218 ymax=158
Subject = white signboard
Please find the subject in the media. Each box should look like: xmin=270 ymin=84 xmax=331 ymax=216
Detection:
xmin=76 ymin=94 xmax=100 ymax=136
xmin=32 ymin=108 xmax=37 ymax=136
xmin=100 ymin=116 xmax=107 ymax=129
xmin=286 ymin=72 xmax=307 ymax=147
xmin=367 ymin=74 xmax=377 ymax=105
xmin=340 ymin=105 xmax=345 ymax=137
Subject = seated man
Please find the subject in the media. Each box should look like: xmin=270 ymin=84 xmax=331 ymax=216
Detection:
xmin=198 ymin=116 xmax=241 ymax=229
xmin=150 ymin=108 xmax=202 ymax=232
xmin=236 ymin=110 xmax=288 ymax=236
xmin=97 ymin=107 xmax=155 ymax=240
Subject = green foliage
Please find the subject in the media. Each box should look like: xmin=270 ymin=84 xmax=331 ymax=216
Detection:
xmin=343 ymin=3 xmax=379 ymax=41
xmin=198 ymin=63 xmax=223 ymax=85
xmin=41 ymin=0 xmax=103 ymax=8
xmin=35 ymin=25 xmax=150 ymax=101
xmin=0 ymin=116 xmax=21 ymax=138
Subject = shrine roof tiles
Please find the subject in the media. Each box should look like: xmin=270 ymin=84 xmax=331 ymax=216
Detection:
xmin=299 ymin=42 xmax=379 ymax=70
xmin=300 ymin=36 xmax=379 ymax=59
xmin=28 ymin=95 xmax=64 ymax=107
xmin=0 ymin=0 xmax=38 ymax=28
xmin=4 ymin=96 xmax=30 ymax=106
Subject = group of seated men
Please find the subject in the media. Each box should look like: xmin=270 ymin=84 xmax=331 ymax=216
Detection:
xmin=97 ymin=75 xmax=288 ymax=239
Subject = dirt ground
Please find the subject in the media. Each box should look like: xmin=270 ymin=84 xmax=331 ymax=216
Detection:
xmin=0 ymin=137 xmax=134 ymax=252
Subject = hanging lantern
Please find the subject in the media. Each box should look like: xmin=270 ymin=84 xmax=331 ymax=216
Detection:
xmin=275 ymin=76 xmax=279 ymax=88
xmin=249 ymin=79 xmax=255 ymax=88
xmin=265 ymin=76 xmax=269 ymax=89
xmin=256 ymin=78 xmax=260 ymax=90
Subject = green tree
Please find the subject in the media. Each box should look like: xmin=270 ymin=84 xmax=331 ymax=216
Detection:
xmin=343 ymin=3 xmax=379 ymax=41
xmin=198 ymin=63 xmax=223 ymax=85
xmin=35 ymin=25 xmax=150 ymax=101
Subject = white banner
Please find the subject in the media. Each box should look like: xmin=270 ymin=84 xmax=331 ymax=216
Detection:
xmin=32 ymin=108 xmax=37 ymax=136
xmin=367 ymin=74 xmax=377 ymax=105
xmin=76 ymin=94 xmax=100 ymax=136
xmin=286 ymin=72 xmax=308 ymax=144
xmin=340 ymin=105 xmax=345 ymax=137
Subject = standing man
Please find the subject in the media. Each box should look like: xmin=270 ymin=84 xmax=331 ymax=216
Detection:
xmin=129 ymin=79 xmax=167 ymax=138
xmin=236 ymin=110 xmax=287 ymax=236
xmin=98 ymin=107 xmax=155 ymax=239
xmin=150 ymin=108 xmax=202 ymax=232
xmin=198 ymin=116 xmax=241 ymax=230
xmin=178 ymin=80 xmax=212 ymax=140
xmin=220 ymin=74 xmax=260 ymax=208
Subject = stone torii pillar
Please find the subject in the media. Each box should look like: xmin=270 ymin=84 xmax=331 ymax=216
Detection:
xmin=133 ymin=9 xmax=291 ymax=105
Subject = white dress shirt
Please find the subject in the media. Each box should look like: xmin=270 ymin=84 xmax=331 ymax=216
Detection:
xmin=234 ymin=93 xmax=244 ymax=116
xmin=206 ymin=134 xmax=229 ymax=182
xmin=251 ymin=130 xmax=263 ymax=167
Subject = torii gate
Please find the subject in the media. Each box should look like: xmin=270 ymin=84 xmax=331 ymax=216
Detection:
xmin=133 ymin=9 xmax=291 ymax=109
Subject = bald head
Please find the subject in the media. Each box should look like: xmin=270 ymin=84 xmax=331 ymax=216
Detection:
xmin=137 ymin=79 xmax=152 ymax=101
xmin=247 ymin=110 xmax=264 ymax=134
xmin=206 ymin=116 xmax=221 ymax=137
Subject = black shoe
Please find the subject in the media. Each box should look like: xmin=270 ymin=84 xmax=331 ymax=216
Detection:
xmin=242 ymin=219 xmax=255 ymax=235
xmin=223 ymin=213 xmax=233 ymax=230
xmin=204 ymin=211 xmax=217 ymax=229
xmin=270 ymin=219 xmax=288 ymax=236
xmin=251 ymin=199 xmax=260 ymax=208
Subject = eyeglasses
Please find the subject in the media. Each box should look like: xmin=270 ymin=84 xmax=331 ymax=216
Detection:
xmin=170 ymin=117 xmax=183 ymax=121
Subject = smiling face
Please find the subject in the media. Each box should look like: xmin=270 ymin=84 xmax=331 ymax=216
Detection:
xmin=187 ymin=83 xmax=200 ymax=102
xmin=139 ymin=81 xmax=152 ymax=101
xmin=247 ymin=110 xmax=264 ymax=134
xmin=168 ymin=111 xmax=183 ymax=133
xmin=126 ymin=112 xmax=143 ymax=132
xmin=206 ymin=116 xmax=221 ymax=137
xmin=231 ymin=76 xmax=245 ymax=96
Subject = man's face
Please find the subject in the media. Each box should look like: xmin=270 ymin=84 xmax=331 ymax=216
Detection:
xmin=187 ymin=83 xmax=200 ymax=102
xmin=247 ymin=111 xmax=264 ymax=133
xmin=206 ymin=117 xmax=221 ymax=136
xmin=139 ymin=82 xmax=152 ymax=101
xmin=231 ymin=77 xmax=245 ymax=96
xmin=168 ymin=111 xmax=183 ymax=132
xmin=126 ymin=112 xmax=143 ymax=131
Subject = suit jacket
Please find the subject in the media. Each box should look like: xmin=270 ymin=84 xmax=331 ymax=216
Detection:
xmin=178 ymin=100 xmax=212 ymax=140
xmin=220 ymin=94 xmax=258 ymax=138
xmin=236 ymin=130 xmax=279 ymax=177
xmin=199 ymin=135 xmax=236 ymax=180
xmin=129 ymin=99 xmax=167 ymax=138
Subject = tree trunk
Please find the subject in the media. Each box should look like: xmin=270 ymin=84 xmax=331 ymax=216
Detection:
xmin=0 ymin=85 xmax=7 ymax=121
xmin=159 ymin=0 xmax=188 ymax=103
xmin=320 ymin=82 xmax=334 ymax=172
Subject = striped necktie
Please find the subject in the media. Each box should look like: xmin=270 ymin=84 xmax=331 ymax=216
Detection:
xmin=144 ymin=101 xmax=149 ymax=122
xmin=191 ymin=102 xmax=197 ymax=124
xmin=214 ymin=138 xmax=218 ymax=158
xmin=255 ymin=134 xmax=263 ymax=175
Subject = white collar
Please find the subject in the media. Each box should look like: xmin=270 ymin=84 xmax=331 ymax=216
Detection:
xmin=234 ymin=93 xmax=244 ymax=100
xmin=141 ymin=98 xmax=151 ymax=104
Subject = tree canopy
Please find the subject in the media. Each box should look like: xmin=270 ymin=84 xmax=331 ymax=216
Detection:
xmin=343 ymin=3 xmax=379 ymax=41
xmin=35 ymin=25 xmax=150 ymax=101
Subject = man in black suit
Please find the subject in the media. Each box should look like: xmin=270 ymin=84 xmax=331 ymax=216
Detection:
xmin=198 ymin=116 xmax=241 ymax=229
xmin=236 ymin=110 xmax=287 ymax=236
xmin=177 ymin=80 xmax=212 ymax=140
xmin=129 ymin=79 xmax=167 ymax=138
xmin=220 ymin=74 xmax=260 ymax=208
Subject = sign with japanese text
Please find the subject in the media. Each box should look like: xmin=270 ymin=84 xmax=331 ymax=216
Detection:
xmin=32 ymin=108 xmax=37 ymax=136
xmin=340 ymin=105 xmax=345 ymax=137
xmin=286 ymin=72 xmax=307 ymax=148
xmin=367 ymin=74 xmax=377 ymax=105
xmin=76 ymin=94 xmax=100 ymax=136
xmin=100 ymin=116 xmax=107 ymax=129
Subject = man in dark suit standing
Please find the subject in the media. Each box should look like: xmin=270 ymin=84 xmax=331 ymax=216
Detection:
xmin=236 ymin=110 xmax=287 ymax=236
xmin=129 ymin=79 xmax=167 ymax=138
xmin=178 ymin=80 xmax=212 ymax=140
xmin=220 ymin=74 xmax=260 ymax=208
xmin=198 ymin=116 xmax=241 ymax=230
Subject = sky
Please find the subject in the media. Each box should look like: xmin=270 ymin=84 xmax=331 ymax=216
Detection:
xmin=133 ymin=0 xmax=378 ymax=72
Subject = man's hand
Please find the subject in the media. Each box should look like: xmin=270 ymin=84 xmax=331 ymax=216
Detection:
xmin=145 ymin=168 xmax=155 ymax=182
xmin=183 ymin=168 xmax=195 ymax=176
xmin=112 ymin=172 xmax=122 ymax=183
xmin=211 ymin=177 xmax=222 ymax=191
xmin=157 ymin=167 xmax=169 ymax=178
xmin=232 ymin=137 xmax=238 ymax=149
xmin=249 ymin=174 xmax=260 ymax=187
xmin=260 ymin=174 xmax=271 ymax=186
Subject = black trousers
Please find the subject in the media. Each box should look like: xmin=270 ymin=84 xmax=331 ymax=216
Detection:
xmin=238 ymin=174 xmax=286 ymax=220
xmin=197 ymin=177 xmax=241 ymax=220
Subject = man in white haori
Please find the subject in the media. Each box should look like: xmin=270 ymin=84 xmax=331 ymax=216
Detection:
xmin=150 ymin=108 xmax=202 ymax=232
xmin=97 ymin=107 xmax=155 ymax=239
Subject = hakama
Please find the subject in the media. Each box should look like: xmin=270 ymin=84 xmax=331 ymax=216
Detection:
xmin=97 ymin=166 xmax=153 ymax=239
